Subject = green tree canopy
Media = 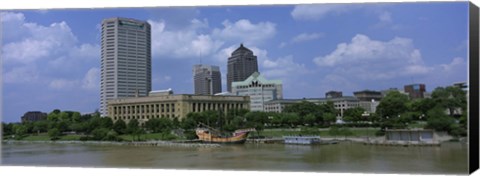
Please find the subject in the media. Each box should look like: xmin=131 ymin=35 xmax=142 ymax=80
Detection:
xmin=145 ymin=117 xmax=173 ymax=133
xmin=343 ymin=107 xmax=366 ymax=123
xmin=376 ymin=91 xmax=409 ymax=118
xmin=425 ymin=107 xmax=455 ymax=132
xmin=112 ymin=119 xmax=127 ymax=134
xmin=431 ymin=86 xmax=467 ymax=116
xmin=48 ymin=128 xmax=61 ymax=140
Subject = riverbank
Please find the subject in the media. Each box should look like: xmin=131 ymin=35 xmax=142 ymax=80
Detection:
xmin=2 ymin=139 xmax=222 ymax=148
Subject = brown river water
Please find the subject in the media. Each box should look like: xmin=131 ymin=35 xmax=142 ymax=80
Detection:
xmin=0 ymin=141 xmax=468 ymax=174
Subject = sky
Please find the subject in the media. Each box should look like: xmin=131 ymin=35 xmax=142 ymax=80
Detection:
xmin=1 ymin=2 xmax=469 ymax=122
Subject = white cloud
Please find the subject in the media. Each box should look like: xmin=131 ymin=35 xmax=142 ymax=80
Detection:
xmin=292 ymin=33 xmax=324 ymax=43
xmin=212 ymin=19 xmax=276 ymax=45
xmin=2 ymin=12 xmax=100 ymax=93
xmin=262 ymin=55 xmax=311 ymax=78
xmin=439 ymin=57 xmax=465 ymax=72
xmin=291 ymin=4 xmax=359 ymax=21
xmin=378 ymin=11 xmax=392 ymax=23
xmin=69 ymin=44 xmax=101 ymax=60
xmin=3 ymin=21 xmax=79 ymax=64
xmin=371 ymin=11 xmax=402 ymax=30
xmin=82 ymin=68 xmax=100 ymax=90
xmin=213 ymin=45 xmax=238 ymax=64
xmin=149 ymin=19 xmax=223 ymax=59
xmin=313 ymin=34 xmax=432 ymax=80
xmin=3 ymin=66 xmax=39 ymax=84
xmin=49 ymin=79 xmax=78 ymax=90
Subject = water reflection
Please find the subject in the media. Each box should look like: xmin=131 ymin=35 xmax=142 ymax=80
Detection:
xmin=1 ymin=142 xmax=468 ymax=174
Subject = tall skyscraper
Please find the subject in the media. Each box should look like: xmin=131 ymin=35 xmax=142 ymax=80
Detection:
xmin=100 ymin=17 xmax=151 ymax=116
xmin=193 ymin=64 xmax=222 ymax=95
xmin=227 ymin=44 xmax=258 ymax=92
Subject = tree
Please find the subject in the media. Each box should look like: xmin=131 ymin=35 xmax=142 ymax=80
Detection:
xmin=127 ymin=119 xmax=140 ymax=134
xmin=58 ymin=111 xmax=70 ymax=122
xmin=126 ymin=119 xmax=145 ymax=141
xmin=69 ymin=122 xmax=87 ymax=134
xmin=425 ymin=107 xmax=455 ymax=132
xmin=304 ymin=114 xmax=317 ymax=126
xmin=343 ymin=107 xmax=365 ymax=123
xmin=32 ymin=120 xmax=49 ymax=134
xmin=323 ymin=112 xmax=337 ymax=126
xmin=91 ymin=128 xmax=110 ymax=140
xmin=284 ymin=101 xmax=320 ymax=118
xmin=431 ymin=86 xmax=467 ymax=117
xmin=47 ymin=109 xmax=61 ymax=121
xmin=56 ymin=120 xmax=70 ymax=132
xmin=2 ymin=123 xmax=14 ymax=136
xmin=85 ymin=116 xmax=103 ymax=134
xmin=100 ymin=117 xmax=114 ymax=129
xmin=270 ymin=113 xmax=284 ymax=127
xmin=376 ymin=91 xmax=410 ymax=118
xmin=105 ymin=130 xmax=120 ymax=141
xmin=71 ymin=112 xmax=82 ymax=123
xmin=48 ymin=128 xmax=61 ymax=140
xmin=245 ymin=111 xmax=269 ymax=131
xmin=180 ymin=115 xmax=197 ymax=130
xmin=113 ymin=119 xmax=127 ymax=134
xmin=409 ymin=98 xmax=436 ymax=117
xmin=13 ymin=124 xmax=28 ymax=139
xmin=282 ymin=113 xmax=300 ymax=128
xmin=145 ymin=118 xmax=173 ymax=133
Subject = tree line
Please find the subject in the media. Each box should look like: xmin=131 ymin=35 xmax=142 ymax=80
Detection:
xmin=1 ymin=86 xmax=467 ymax=141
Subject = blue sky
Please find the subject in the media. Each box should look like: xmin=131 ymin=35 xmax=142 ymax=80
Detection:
xmin=1 ymin=2 xmax=469 ymax=122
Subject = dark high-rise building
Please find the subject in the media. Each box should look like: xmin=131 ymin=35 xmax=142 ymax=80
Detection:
xmin=404 ymin=83 xmax=426 ymax=99
xmin=325 ymin=91 xmax=343 ymax=98
xmin=100 ymin=17 xmax=152 ymax=116
xmin=227 ymin=44 xmax=258 ymax=92
xmin=193 ymin=64 xmax=222 ymax=95
xmin=21 ymin=111 xmax=47 ymax=122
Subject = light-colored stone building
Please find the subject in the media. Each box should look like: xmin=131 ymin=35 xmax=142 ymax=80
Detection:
xmin=107 ymin=92 xmax=250 ymax=124
xmin=231 ymin=72 xmax=282 ymax=111
xmin=264 ymin=96 xmax=361 ymax=118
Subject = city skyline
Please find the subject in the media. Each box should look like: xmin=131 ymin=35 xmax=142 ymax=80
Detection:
xmin=2 ymin=2 xmax=469 ymax=122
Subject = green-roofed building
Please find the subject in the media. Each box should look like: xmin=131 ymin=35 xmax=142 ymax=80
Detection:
xmin=231 ymin=72 xmax=283 ymax=111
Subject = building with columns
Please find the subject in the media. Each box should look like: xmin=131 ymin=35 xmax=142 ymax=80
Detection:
xmin=107 ymin=91 xmax=250 ymax=125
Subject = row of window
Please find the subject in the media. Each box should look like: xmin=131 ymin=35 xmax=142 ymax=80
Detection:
xmin=112 ymin=103 xmax=176 ymax=115
xmin=191 ymin=102 xmax=245 ymax=112
xmin=112 ymin=114 xmax=174 ymax=121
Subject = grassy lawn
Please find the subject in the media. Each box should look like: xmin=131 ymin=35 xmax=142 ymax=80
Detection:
xmin=408 ymin=121 xmax=427 ymax=129
xmin=119 ymin=133 xmax=178 ymax=141
xmin=19 ymin=134 xmax=83 ymax=141
xmin=258 ymin=128 xmax=379 ymax=138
